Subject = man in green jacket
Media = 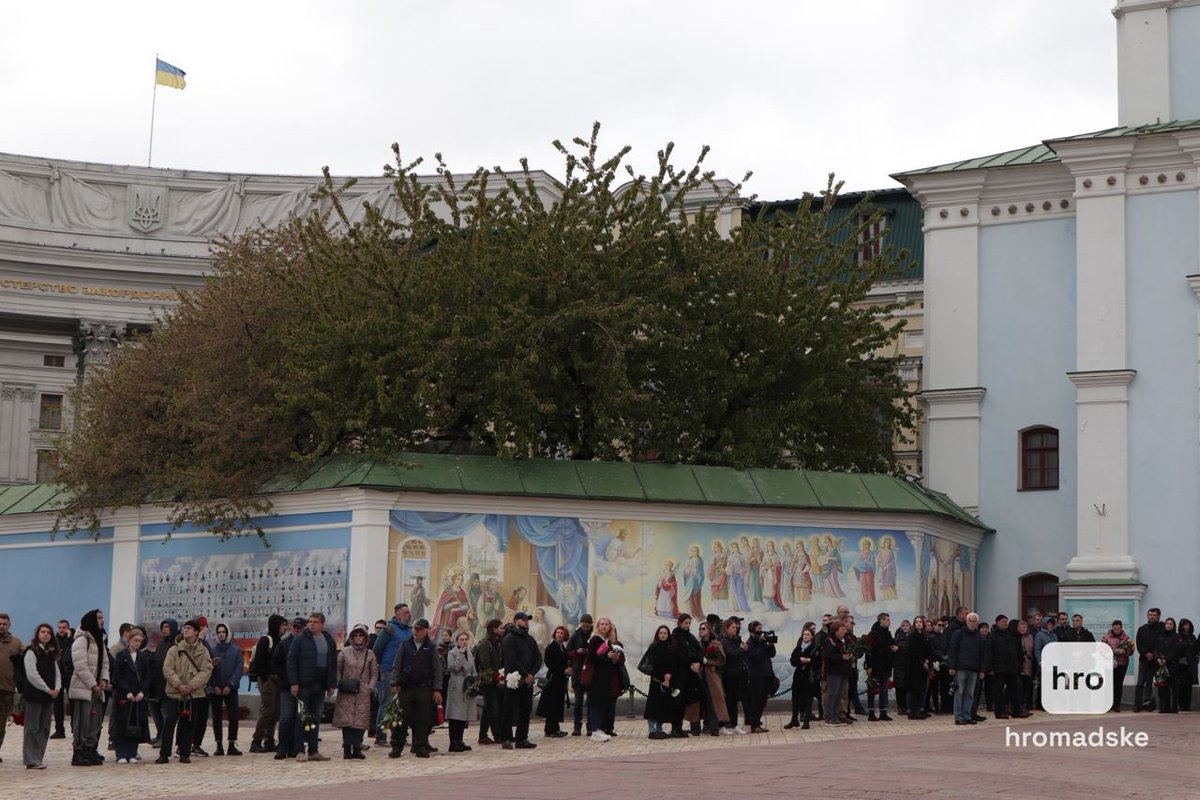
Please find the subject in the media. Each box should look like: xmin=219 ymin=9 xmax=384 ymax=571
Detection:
xmin=157 ymin=619 xmax=213 ymax=764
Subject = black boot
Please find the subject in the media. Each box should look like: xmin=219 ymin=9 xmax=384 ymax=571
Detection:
xmin=352 ymin=745 xmax=366 ymax=760
xmin=388 ymin=741 xmax=404 ymax=759
xmin=215 ymin=742 xmax=225 ymax=756
xmin=801 ymin=715 xmax=811 ymax=730
xmin=343 ymin=744 xmax=353 ymax=760
xmin=784 ymin=718 xmax=800 ymax=729
xmin=227 ymin=742 xmax=242 ymax=756
xmin=86 ymin=747 xmax=105 ymax=765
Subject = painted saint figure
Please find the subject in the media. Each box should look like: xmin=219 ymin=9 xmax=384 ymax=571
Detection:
xmin=761 ymin=540 xmax=787 ymax=612
xmin=707 ymin=540 xmax=729 ymax=610
xmin=818 ymin=535 xmax=846 ymax=599
xmin=432 ymin=566 xmax=472 ymax=639
xmin=726 ymin=543 xmax=750 ymax=612
xmin=853 ymin=538 xmax=876 ymax=604
xmin=748 ymin=537 xmax=764 ymax=603
xmin=808 ymin=535 xmax=825 ymax=596
xmin=793 ymin=539 xmax=813 ymax=602
xmin=474 ymin=577 xmax=506 ymax=639
xmin=780 ymin=541 xmax=795 ymax=604
xmin=876 ymin=535 xmax=898 ymax=600
xmin=682 ymin=545 xmax=706 ymax=620
xmin=409 ymin=575 xmax=428 ymax=621
xmin=655 ymin=560 xmax=680 ymax=618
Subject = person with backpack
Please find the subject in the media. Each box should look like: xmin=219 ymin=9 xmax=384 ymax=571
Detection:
xmin=0 ymin=612 xmax=24 ymax=764
xmin=20 ymin=622 xmax=60 ymax=769
xmin=248 ymin=614 xmax=286 ymax=753
xmin=371 ymin=603 xmax=412 ymax=747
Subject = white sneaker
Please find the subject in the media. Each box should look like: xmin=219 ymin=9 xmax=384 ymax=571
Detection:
xmin=130 ymin=757 xmax=140 ymax=763
xmin=732 ymin=726 xmax=748 ymax=735
xmin=590 ymin=731 xmax=611 ymax=742
xmin=719 ymin=727 xmax=735 ymax=736
xmin=116 ymin=758 xmax=129 ymax=764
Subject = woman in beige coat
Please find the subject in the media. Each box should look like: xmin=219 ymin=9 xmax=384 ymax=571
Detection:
xmin=332 ymin=624 xmax=379 ymax=760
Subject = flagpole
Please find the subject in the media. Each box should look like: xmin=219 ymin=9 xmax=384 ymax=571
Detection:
xmin=148 ymin=54 xmax=159 ymax=167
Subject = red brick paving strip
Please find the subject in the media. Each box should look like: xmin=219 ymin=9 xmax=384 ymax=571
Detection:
xmin=161 ymin=714 xmax=1200 ymax=800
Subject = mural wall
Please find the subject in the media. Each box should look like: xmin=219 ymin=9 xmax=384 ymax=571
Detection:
xmin=388 ymin=510 xmax=975 ymax=672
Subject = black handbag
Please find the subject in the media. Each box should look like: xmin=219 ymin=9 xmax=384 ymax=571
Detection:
xmin=337 ymin=653 xmax=368 ymax=694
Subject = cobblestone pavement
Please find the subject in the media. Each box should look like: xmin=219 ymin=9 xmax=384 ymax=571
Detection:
xmin=3 ymin=711 xmax=1196 ymax=800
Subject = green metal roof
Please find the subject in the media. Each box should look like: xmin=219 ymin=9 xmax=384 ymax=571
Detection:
xmin=1047 ymin=118 xmax=1200 ymax=141
xmin=0 ymin=454 xmax=990 ymax=531
xmin=894 ymin=143 xmax=1059 ymax=177
xmin=754 ymin=189 xmax=923 ymax=281
xmin=895 ymin=119 xmax=1200 ymax=178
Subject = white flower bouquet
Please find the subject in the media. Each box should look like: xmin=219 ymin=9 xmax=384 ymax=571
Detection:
xmin=505 ymin=670 xmax=522 ymax=689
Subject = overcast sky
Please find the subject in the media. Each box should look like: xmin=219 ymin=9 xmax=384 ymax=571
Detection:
xmin=1 ymin=1 xmax=1117 ymax=199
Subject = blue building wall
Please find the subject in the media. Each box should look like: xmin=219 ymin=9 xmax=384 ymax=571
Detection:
xmin=0 ymin=531 xmax=114 ymax=637
xmin=977 ymin=218 xmax=1078 ymax=616
xmin=1126 ymin=190 xmax=1200 ymax=618
xmin=1169 ymin=5 xmax=1200 ymax=121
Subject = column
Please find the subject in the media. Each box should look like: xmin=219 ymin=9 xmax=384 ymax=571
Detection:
xmin=108 ymin=514 xmax=141 ymax=627
xmin=348 ymin=494 xmax=393 ymax=625
xmin=1055 ymin=139 xmax=1140 ymax=583
xmin=904 ymin=173 xmax=986 ymax=513
xmin=76 ymin=320 xmax=122 ymax=380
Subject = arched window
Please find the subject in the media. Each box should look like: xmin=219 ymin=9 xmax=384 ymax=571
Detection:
xmin=1020 ymin=572 xmax=1059 ymax=619
xmin=1020 ymin=425 xmax=1059 ymax=490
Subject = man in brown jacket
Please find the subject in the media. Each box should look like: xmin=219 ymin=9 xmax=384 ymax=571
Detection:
xmin=0 ymin=613 xmax=24 ymax=763
xmin=157 ymin=619 xmax=213 ymax=764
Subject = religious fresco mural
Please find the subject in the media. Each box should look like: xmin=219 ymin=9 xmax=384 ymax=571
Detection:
xmin=387 ymin=510 xmax=976 ymax=673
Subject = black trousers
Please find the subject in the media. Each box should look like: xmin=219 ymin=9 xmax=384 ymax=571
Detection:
xmin=398 ymin=686 xmax=433 ymax=752
xmin=993 ymin=672 xmax=1023 ymax=715
xmin=53 ymin=690 xmax=66 ymax=734
xmin=722 ymin=675 xmax=746 ymax=727
xmin=1111 ymin=663 xmax=1127 ymax=710
xmin=191 ymin=693 xmax=209 ymax=746
xmin=745 ymin=677 xmax=770 ymax=727
xmin=791 ymin=680 xmax=815 ymax=721
xmin=159 ymin=697 xmax=195 ymax=760
xmin=503 ymin=684 xmax=533 ymax=743
xmin=210 ymin=692 xmax=239 ymax=742
xmin=448 ymin=719 xmax=467 ymax=746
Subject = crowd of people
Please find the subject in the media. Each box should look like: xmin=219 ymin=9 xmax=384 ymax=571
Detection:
xmin=0 ymin=602 xmax=1194 ymax=769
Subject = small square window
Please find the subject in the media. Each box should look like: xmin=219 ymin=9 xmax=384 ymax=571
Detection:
xmin=43 ymin=355 xmax=65 ymax=367
xmin=36 ymin=450 xmax=56 ymax=482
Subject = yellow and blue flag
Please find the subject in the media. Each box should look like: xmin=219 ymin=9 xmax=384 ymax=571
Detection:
xmin=155 ymin=59 xmax=186 ymax=90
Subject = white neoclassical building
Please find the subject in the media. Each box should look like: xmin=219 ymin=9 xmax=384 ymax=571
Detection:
xmin=896 ymin=0 xmax=1200 ymax=629
xmin=0 ymin=153 xmax=738 ymax=485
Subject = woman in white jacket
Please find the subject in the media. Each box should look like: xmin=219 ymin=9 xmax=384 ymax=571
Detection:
xmin=69 ymin=609 xmax=109 ymax=767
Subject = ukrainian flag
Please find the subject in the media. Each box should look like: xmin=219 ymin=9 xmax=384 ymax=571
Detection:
xmin=155 ymin=59 xmax=186 ymax=90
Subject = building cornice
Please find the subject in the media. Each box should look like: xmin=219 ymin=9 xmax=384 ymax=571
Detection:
xmin=920 ymin=387 xmax=986 ymax=405
xmin=1187 ymin=273 xmax=1200 ymax=298
xmin=1067 ymin=369 xmax=1137 ymax=388
xmin=1113 ymin=0 xmax=1200 ymax=18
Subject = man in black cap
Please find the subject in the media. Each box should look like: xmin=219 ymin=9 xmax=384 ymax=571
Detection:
xmin=389 ymin=619 xmax=443 ymax=758
xmin=271 ymin=617 xmax=306 ymax=760
xmin=501 ymin=611 xmax=543 ymax=749
xmin=566 ymin=614 xmax=594 ymax=736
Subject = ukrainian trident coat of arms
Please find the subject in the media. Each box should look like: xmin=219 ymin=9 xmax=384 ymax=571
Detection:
xmin=127 ymin=184 xmax=166 ymax=233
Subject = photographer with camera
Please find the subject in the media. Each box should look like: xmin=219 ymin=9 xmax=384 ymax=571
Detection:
xmin=744 ymin=621 xmax=777 ymax=733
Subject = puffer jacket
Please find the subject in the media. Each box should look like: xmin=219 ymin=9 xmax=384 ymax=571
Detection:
xmin=162 ymin=636 xmax=214 ymax=701
xmin=69 ymin=629 xmax=109 ymax=702
xmin=208 ymin=638 xmax=244 ymax=691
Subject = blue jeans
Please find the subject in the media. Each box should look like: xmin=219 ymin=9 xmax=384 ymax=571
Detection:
xmin=276 ymin=692 xmax=297 ymax=757
xmin=953 ymin=671 xmax=978 ymax=721
xmin=373 ymin=677 xmax=391 ymax=740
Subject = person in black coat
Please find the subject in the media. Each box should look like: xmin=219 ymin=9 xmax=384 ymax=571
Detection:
xmin=536 ymin=625 xmax=572 ymax=737
xmin=1174 ymin=619 xmax=1198 ymax=712
xmin=669 ymin=614 xmax=704 ymax=738
xmin=584 ymin=618 xmax=625 ymax=740
xmin=785 ymin=627 xmax=820 ymax=729
xmin=500 ymin=613 xmax=543 ymax=748
xmin=640 ymin=625 xmax=675 ymax=739
xmin=148 ymin=618 xmax=178 ymax=744
xmin=900 ymin=617 xmax=932 ymax=720
xmin=864 ymin=614 xmax=897 ymax=722
xmin=719 ymin=618 xmax=749 ymax=733
xmin=1155 ymin=618 xmax=1182 ymax=714
xmin=821 ymin=621 xmax=852 ymax=725
xmin=983 ymin=615 xmax=1029 ymax=719
xmin=565 ymin=615 xmax=594 ymax=736
xmin=111 ymin=627 xmax=152 ymax=762
xmin=271 ymin=618 xmax=304 ymax=759
xmin=1134 ymin=608 xmax=1164 ymax=711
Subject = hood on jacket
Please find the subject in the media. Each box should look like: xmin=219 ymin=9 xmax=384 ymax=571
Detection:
xmin=267 ymin=614 xmax=287 ymax=638
xmin=160 ymin=618 xmax=180 ymax=641
xmin=79 ymin=609 xmax=103 ymax=644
